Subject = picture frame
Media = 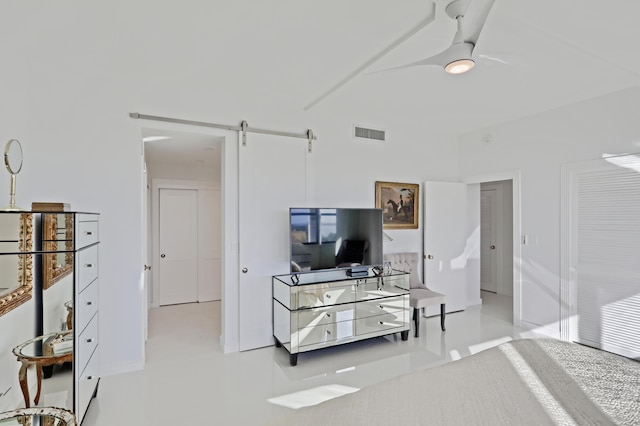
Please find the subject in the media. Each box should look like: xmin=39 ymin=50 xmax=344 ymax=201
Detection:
xmin=375 ymin=181 xmax=419 ymax=229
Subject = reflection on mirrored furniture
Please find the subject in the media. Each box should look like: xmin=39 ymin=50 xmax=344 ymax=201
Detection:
xmin=12 ymin=331 xmax=73 ymax=408
xmin=64 ymin=301 xmax=73 ymax=331
xmin=42 ymin=214 xmax=73 ymax=290
xmin=0 ymin=406 xmax=77 ymax=426
xmin=24 ymin=211 xmax=100 ymax=424
xmin=0 ymin=212 xmax=33 ymax=317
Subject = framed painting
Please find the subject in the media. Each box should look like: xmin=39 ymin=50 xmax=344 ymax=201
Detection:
xmin=375 ymin=181 xmax=419 ymax=229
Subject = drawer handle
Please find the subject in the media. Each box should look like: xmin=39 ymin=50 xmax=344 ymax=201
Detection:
xmin=86 ymin=338 xmax=94 ymax=343
xmin=379 ymin=321 xmax=384 ymax=325
xmin=85 ymin=263 xmax=93 ymax=268
xmin=86 ymin=301 xmax=93 ymax=306
xmin=325 ymin=313 xmax=331 ymax=318
xmin=86 ymin=376 xmax=93 ymax=380
xmin=85 ymin=231 xmax=93 ymax=236
xmin=326 ymin=330 xmax=331 ymax=335
xmin=325 ymin=294 xmax=331 ymax=299
xmin=379 ymin=305 xmax=384 ymax=310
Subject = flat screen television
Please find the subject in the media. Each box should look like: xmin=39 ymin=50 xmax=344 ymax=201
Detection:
xmin=289 ymin=207 xmax=383 ymax=273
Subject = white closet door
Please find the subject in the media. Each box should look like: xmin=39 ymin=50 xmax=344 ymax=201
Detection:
xmin=480 ymin=188 xmax=498 ymax=293
xmin=423 ymin=181 xmax=470 ymax=314
xmin=573 ymin=156 xmax=640 ymax=359
xmin=159 ymin=188 xmax=198 ymax=305
xmin=198 ymin=189 xmax=221 ymax=302
xmin=238 ymin=134 xmax=307 ymax=351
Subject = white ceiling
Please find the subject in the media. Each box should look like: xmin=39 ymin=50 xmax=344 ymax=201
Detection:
xmin=208 ymin=0 xmax=640 ymax=134
xmin=141 ymin=0 xmax=640 ymax=159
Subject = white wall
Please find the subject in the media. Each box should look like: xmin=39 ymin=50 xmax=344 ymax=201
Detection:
xmin=458 ymin=87 xmax=640 ymax=335
xmin=466 ymin=184 xmax=481 ymax=307
xmin=0 ymin=2 xmax=461 ymax=376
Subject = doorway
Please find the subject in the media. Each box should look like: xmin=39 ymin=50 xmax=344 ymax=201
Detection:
xmin=464 ymin=172 xmax=521 ymax=325
xmin=143 ymin=128 xmax=223 ymax=309
xmin=480 ymin=180 xmax=514 ymax=320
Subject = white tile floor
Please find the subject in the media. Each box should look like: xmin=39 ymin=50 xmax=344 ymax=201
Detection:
xmin=82 ymin=291 xmax=543 ymax=425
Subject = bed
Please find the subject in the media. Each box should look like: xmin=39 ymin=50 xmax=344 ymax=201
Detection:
xmin=270 ymin=338 xmax=640 ymax=425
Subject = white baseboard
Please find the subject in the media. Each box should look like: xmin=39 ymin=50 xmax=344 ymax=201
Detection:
xmin=99 ymin=360 xmax=145 ymax=378
xmin=468 ymin=298 xmax=482 ymax=306
xmin=520 ymin=320 xmax=560 ymax=339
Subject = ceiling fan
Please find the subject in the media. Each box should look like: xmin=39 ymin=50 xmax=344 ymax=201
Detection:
xmin=382 ymin=0 xmax=497 ymax=75
xmin=304 ymin=0 xmax=497 ymax=110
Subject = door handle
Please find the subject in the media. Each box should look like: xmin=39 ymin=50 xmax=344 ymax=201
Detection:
xmin=426 ymin=254 xmax=434 ymax=260
xmin=242 ymin=268 xmax=248 ymax=273
xmin=160 ymin=254 xmax=166 ymax=258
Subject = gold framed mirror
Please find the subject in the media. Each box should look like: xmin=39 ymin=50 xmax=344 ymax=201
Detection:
xmin=0 ymin=213 xmax=33 ymax=317
xmin=43 ymin=213 xmax=74 ymax=290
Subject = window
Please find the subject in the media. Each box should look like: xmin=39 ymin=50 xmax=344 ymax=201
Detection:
xmin=290 ymin=208 xmax=337 ymax=244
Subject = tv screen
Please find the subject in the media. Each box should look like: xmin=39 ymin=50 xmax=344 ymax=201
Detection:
xmin=289 ymin=208 xmax=383 ymax=273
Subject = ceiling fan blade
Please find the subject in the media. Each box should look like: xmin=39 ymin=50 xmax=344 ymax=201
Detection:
xmin=304 ymin=2 xmax=436 ymax=111
xmin=477 ymin=52 xmax=527 ymax=68
xmin=460 ymin=0 xmax=496 ymax=46
xmin=365 ymin=55 xmax=442 ymax=75
xmin=367 ymin=42 xmax=474 ymax=75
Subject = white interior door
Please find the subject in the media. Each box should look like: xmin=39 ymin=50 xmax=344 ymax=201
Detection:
xmin=198 ymin=189 xmax=221 ymax=301
xmin=480 ymin=188 xmax=498 ymax=293
xmin=423 ymin=181 xmax=470 ymax=314
xmin=239 ymin=134 xmax=307 ymax=351
xmin=159 ymin=188 xmax=198 ymax=305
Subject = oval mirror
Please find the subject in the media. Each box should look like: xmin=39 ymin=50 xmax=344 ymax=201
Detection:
xmin=4 ymin=139 xmax=23 ymax=175
xmin=2 ymin=139 xmax=24 ymax=211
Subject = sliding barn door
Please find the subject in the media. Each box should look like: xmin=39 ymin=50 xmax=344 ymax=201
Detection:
xmin=238 ymin=134 xmax=307 ymax=351
xmin=566 ymin=154 xmax=640 ymax=359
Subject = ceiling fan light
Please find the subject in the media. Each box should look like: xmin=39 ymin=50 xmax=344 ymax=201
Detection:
xmin=445 ymin=59 xmax=475 ymax=74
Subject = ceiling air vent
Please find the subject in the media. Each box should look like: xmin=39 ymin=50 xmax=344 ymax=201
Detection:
xmin=353 ymin=125 xmax=386 ymax=142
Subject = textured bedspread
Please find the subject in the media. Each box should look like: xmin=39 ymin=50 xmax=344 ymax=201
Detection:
xmin=270 ymin=339 xmax=640 ymax=425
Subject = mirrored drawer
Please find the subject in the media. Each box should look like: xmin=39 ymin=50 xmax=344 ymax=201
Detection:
xmin=76 ymin=218 xmax=98 ymax=249
xmin=77 ymin=279 xmax=98 ymax=334
xmin=292 ymin=283 xmax=354 ymax=309
xmin=77 ymin=347 xmax=99 ymax=423
xmin=355 ymin=295 xmax=408 ymax=320
xmin=77 ymin=245 xmax=98 ymax=292
xmin=296 ymin=304 xmax=355 ymax=329
xmin=355 ymin=311 xmax=407 ymax=335
xmin=77 ymin=314 xmax=98 ymax=370
xmin=355 ymin=279 xmax=408 ymax=301
xmin=295 ymin=320 xmax=355 ymax=348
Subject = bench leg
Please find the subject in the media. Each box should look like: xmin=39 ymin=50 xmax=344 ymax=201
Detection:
xmin=440 ymin=303 xmax=446 ymax=331
xmin=413 ymin=308 xmax=420 ymax=337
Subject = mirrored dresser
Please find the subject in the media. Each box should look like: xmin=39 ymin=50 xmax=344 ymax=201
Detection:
xmin=272 ymin=269 xmax=410 ymax=366
xmin=31 ymin=212 xmax=100 ymax=424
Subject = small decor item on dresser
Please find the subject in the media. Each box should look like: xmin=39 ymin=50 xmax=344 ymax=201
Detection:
xmin=1 ymin=139 xmax=25 ymax=212
xmin=374 ymin=181 xmax=419 ymax=229
xmin=31 ymin=202 xmax=71 ymax=212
